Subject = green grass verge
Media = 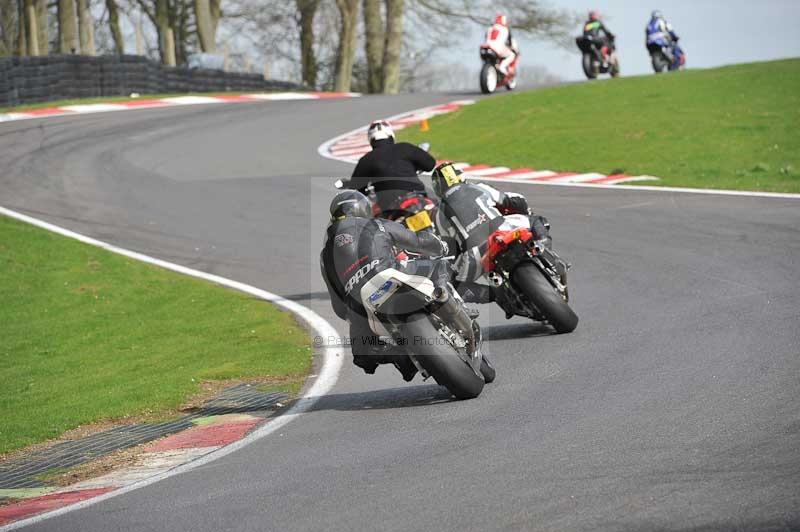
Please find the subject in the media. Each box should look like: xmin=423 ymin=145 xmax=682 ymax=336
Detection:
xmin=0 ymin=215 xmax=312 ymax=455
xmin=399 ymin=59 xmax=800 ymax=193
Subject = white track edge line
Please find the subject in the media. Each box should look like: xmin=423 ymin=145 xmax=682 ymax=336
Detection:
xmin=0 ymin=206 xmax=343 ymax=531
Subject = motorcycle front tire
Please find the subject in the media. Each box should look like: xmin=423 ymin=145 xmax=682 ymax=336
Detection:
xmin=513 ymin=263 xmax=579 ymax=334
xmin=651 ymin=52 xmax=668 ymax=73
xmin=402 ymin=313 xmax=485 ymax=399
xmin=582 ymin=53 xmax=597 ymax=79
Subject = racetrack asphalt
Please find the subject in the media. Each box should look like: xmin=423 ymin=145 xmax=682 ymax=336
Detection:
xmin=1 ymin=92 xmax=798 ymax=532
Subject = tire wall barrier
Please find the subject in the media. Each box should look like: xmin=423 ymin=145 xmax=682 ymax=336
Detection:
xmin=0 ymin=55 xmax=304 ymax=107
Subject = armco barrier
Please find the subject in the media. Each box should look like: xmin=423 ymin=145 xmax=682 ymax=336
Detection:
xmin=0 ymin=55 xmax=303 ymax=107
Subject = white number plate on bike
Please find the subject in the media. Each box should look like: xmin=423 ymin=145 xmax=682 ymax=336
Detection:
xmin=368 ymin=279 xmax=400 ymax=308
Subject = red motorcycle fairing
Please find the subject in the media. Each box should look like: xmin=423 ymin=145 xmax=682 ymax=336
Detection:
xmin=480 ymin=227 xmax=534 ymax=272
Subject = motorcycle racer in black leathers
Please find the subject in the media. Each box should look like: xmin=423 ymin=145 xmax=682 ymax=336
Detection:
xmin=320 ymin=190 xmax=448 ymax=378
xmin=348 ymin=120 xmax=437 ymax=215
xmin=431 ymin=162 xmax=550 ymax=303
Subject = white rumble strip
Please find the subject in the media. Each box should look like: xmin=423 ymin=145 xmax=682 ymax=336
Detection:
xmin=0 ymin=92 xmax=359 ymax=123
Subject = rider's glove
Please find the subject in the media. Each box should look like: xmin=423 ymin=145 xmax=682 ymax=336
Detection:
xmin=499 ymin=192 xmax=531 ymax=216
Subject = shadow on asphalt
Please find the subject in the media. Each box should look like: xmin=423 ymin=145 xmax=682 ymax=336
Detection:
xmin=307 ymin=384 xmax=455 ymax=412
xmin=482 ymin=322 xmax=554 ymax=341
xmin=279 ymin=291 xmax=331 ymax=302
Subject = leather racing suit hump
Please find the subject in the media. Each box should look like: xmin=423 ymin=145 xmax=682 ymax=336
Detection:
xmin=583 ymin=18 xmax=615 ymax=47
xmin=435 ymin=182 xmax=549 ymax=287
xmin=484 ymin=21 xmax=516 ymax=75
xmin=321 ymin=216 xmax=446 ymax=319
xmin=350 ymin=139 xmax=436 ymax=212
xmin=646 ymin=17 xmax=678 ymax=46
xmin=320 ymin=216 xmax=447 ymax=377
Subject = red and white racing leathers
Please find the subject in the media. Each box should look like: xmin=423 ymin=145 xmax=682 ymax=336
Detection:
xmin=484 ymin=23 xmax=516 ymax=75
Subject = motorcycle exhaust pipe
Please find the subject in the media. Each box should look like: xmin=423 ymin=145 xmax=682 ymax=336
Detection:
xmin=430 ymin=286 xmax=475 ymax=343
xmin=487 ymin=271 xmax=503 ymax=286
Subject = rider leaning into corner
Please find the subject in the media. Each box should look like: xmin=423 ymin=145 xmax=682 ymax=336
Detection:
xmin=347 ymin=120 xmax=436 ymax=214
xmin=320 ymin=190 xmax=450 ymax=380
xmin=583 ymin=10 xmax=615 ymax=54
xmin=646 ymin=10 xmax=680 ymax=55
xmin=430 ymin=162 xmax=552 ymax=304
xmin=483 ymin=14 xmax=517 ymax=76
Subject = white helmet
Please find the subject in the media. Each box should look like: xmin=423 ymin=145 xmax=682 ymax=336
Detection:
xmin=367 ymin=120 xmax=395 ymax=147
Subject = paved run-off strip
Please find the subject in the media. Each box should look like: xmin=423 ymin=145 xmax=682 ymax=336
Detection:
xmin=0 ymin=92 xmax=359 ymax=123
xmin=317 ymin=100 xmax=659 ymax=187
xmin=0 ymin=206 xmax=344 ymax=530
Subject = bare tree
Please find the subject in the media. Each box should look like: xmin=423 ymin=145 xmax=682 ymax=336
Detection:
xmin=106 ymin=0 xmax=124 ymax=53
xmin=380 ymin=0 xmax=402 ymax=92
xmin=58 ymin=0 xmax=78 ymax=53
xmin=35 ymin=0 xmax=48 ymax=54
xmin=362 ymin=0 xmax=382 ymax=92
xmin=333 ymin=0 xmax=358 ymax=91
xmin=77 ymin=0 xmax=95 ymax=54
xmin=24 ymin=0 xmax=40 ymax=55
xmin=135 ymin=0 xmax=173 ymax=63
xmin=17 ymin=0 xmax=26 ymax=54
xmin=295 ymin=0 xmax=319 ymax=86
xmin=171 ymin=0 xmax=193 ymax=64
xmin=0 ymin=0 xmax=17 ymax=55
xmin=194 ymin=0 xmax=217 ymax=52
xmin=411 ymin=0 xmax=578 ymax=45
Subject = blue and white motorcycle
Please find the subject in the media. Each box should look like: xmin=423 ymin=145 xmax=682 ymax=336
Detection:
xmin=647 ymin=38 xmax=685 ymax=73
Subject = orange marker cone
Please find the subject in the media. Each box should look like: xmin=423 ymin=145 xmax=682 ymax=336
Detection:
xmin=420 ymin=119 xmax=429 ymax=132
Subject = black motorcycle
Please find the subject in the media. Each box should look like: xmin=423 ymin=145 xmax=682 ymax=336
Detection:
xmin=576 ymin=35 xmax=620 ymax=79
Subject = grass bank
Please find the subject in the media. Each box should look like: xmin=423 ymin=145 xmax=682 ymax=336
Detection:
xmin=0 ymin=215 xmax=311 ymax=455
xmin=400 ymin=59 xmax=800 ymax=193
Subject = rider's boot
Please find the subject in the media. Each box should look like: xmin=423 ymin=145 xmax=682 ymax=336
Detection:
xmin=391 ymin=356 xmax=418 ymax=382
xmin=457 ymin=283 xmax=496 ymax=304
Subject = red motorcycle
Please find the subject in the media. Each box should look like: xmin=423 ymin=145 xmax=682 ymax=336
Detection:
xmin=479 ymin=44 xmax=518 ymax=94
xmin=480 ymin=215 xmax=578 ymax=333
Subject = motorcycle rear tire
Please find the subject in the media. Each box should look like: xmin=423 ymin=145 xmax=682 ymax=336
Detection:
xmin=402 ymin=314 xmax=485 ymax=399
xmin=480 ymin=63 xmax=497 ymax=94
xmin=513 ymin=263 xmax=579 ymax=334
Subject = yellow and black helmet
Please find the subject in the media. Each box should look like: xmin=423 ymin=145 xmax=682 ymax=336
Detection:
xmin=431 ymin=161 xmax=466 ymax=197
